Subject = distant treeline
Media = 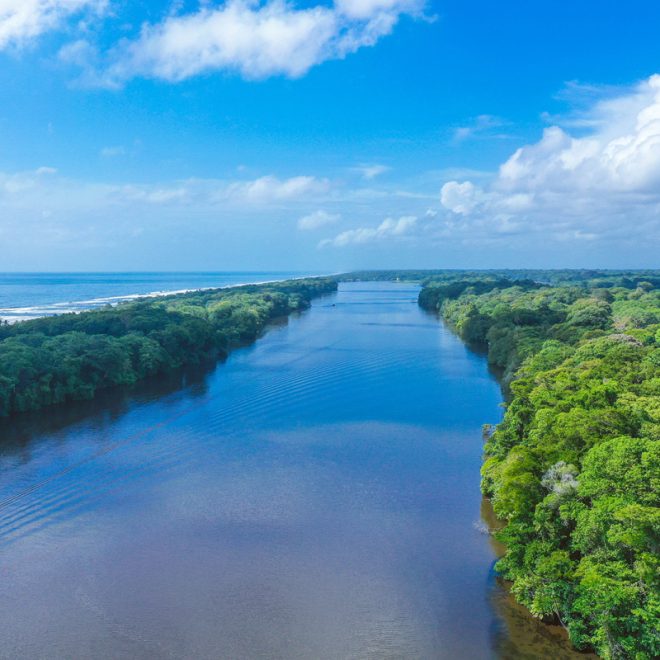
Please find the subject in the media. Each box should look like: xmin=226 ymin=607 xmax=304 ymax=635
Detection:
xmin=341 ymin=269 xmax=660 ymax=289
xmin=419 ymin=272 xmax=660 ymax=658
xmin=0 ymin=278 xmax=337 ymax=417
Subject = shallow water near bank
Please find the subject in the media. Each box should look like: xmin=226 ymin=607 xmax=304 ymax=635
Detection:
xmin=0 ymin=282 xmax=588 ymax=658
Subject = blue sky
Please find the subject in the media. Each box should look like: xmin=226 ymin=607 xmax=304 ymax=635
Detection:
xmin=1 ymin=0 xmax=659 ymax=271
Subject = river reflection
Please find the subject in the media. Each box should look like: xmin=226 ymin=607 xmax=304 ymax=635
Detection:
xmin=0 ymin=282 xmax=589 ymax=658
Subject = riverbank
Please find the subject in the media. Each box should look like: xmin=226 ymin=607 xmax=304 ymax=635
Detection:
xmin=0 ymin=277 xmax=337 ymax=417
xmin=0 ymin=281 xmax=582 ymax=658
xmin=417 ymin=274 xmax=659 ymax=659
xmin=1 ymin=272 xmax=655 ymax=657
xmin=0 ymin=272 xmax=327 ymax=323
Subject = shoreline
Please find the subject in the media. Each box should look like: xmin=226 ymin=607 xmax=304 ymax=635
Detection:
xmin=0 ymin=273 xmax=337 ymax=324
xmin=0 ymin=276 xmax=339 ymax=418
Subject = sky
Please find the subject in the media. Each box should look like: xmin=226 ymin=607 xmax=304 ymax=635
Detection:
xmin=0 ymin=0 xmax=659 ymax=271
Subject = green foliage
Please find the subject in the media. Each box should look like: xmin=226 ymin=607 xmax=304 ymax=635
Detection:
xmin=419 ymin=274 xmax=660 ymax=658
xmin=566 ymin=298 xmax=612 ymax=328
xmin=0 ymin=278 xmax=337 ymax=417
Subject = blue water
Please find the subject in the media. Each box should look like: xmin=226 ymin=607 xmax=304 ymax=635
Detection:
xmin=0 ymin=282 xmax=584 ymax=658
xmin=0 ymin=272 xmax=320 ymax=321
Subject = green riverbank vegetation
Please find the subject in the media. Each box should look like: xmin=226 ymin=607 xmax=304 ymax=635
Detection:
xmin=419 ymin=273 xmax=660 ymax=659
xmin=1 ymin=268 xmax=658 ymax=657
xmin=0 ymin=278 xmax=337 ymax=417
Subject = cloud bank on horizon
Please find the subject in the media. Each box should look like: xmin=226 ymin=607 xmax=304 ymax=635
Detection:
xmin=1 ymin=73 xmax=659 ymax=268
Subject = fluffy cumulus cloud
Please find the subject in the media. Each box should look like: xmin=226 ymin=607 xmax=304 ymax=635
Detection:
xmin=298 ymin=209 xmax=340 ymax=230
xmin=0 ymin=0 xmax=105 ymax=49
xmin=1 ymin=0 xmax=425 ymax=82
xmin=440 ymin=75 xmax=660 ymax=243
xmin=320 ymin=214 xmax=416 ymax=247
xmin=98 ymin=0 xmax=425 ymax=84
xmin=440 ymin=181 xmax=481 ymax=215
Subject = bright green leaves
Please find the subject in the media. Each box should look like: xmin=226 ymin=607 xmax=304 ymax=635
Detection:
xmin=420 ymin=275 xmax=660 ymax=658
xmin=572 ymin=559 xmax=659 ymax=659
xmin=566 ymin=298 xmax=613 ymax=329
xmin=512 ymin=550 xmax=575 ymax=620
xmin=579 ymin=437 xmax=659 ymax=506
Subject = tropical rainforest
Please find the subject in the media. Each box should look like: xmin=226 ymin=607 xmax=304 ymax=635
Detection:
xmin=0 ymin=270 xmax=658 ymax=658
xmin=0 ymin=278 xmax=336 ymax=417
xmin=419 ymin=272 xmax=659 ymax=659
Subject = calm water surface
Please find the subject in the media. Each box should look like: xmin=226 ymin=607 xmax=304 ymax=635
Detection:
xmin=0 ymin=282 xmax=585 ymax=658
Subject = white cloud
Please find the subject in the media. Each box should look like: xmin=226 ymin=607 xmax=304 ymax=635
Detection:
xmin=336 ymin=0 xmax=419 ymax=20
xmin=453 ymin=114 xmax=509 ymax=143
xmin=298 ymin=209 xmax=340 ymax=230
xmin=440 ymin=181 xmax=481 ymax=215
xmin=320 ymin=214 xmax=416 ymax=247
xmin=120 ymin=185 xmax=190 ymax=205
xmin=0 ymin=0 xmax=105 ymax=50
xmin=93 ymin=0 xmax=425 ymax=85
xmin=0 ymin=167 xmax=346 ymax=267
xmin=35 ymin=166 xmax=57 ymax=175
xmin=223 ymin=175 xmax=330 ymax=202
xmin=353 ymin=163 xmax=390 ymax=179
xmin=0 ymin=169 xmax=331 ymax=209
xmin=440 ymin=74 xmax=660 ymax=243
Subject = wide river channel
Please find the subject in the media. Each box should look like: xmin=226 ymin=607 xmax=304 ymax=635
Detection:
xmin=0 ymin=282 xmax=587 ymax=658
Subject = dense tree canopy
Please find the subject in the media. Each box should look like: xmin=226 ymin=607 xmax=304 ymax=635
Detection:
xmin=420 ymin=274 xmax=660 ymax=659
xmin=0 ymin=278 xmax=337 ymax=417
xmin=2 ymin=269 xmax=658 ymax=656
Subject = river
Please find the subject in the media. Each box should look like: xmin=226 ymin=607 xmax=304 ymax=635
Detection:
xmin=0 ymin=282 xmax=587 ymax=658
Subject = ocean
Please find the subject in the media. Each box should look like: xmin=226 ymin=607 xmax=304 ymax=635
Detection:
xmin=0 ymin=272 xmax=321 ymax=322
